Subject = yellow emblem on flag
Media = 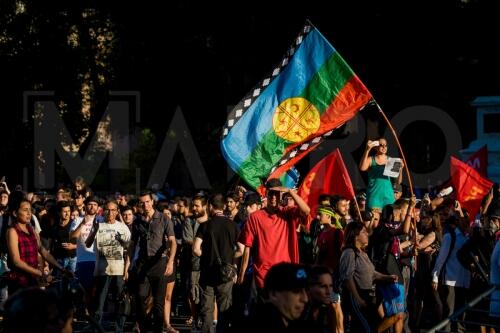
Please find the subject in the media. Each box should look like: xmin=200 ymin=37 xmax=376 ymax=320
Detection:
xmin=272 ymin=97 xmax=320 ymax=142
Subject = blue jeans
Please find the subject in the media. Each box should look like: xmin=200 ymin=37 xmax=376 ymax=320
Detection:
xmin=75 ymin=261 xmax=95 ymax=294
xmin=57 ymin=257 xmax=77 ymax=273
xmin=94 ymin=275 xmax=126 ymax=332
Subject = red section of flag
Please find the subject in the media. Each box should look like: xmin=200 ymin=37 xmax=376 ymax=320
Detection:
xmin=450 ymin=156 xmax=493 ymax=218
xmin=298 ymin=148 xmax=355 ymax=218
xmin=268 ymin=76 xmax=372 ymax=182
xmin=465 ymin=145 xmax=488 ymax=177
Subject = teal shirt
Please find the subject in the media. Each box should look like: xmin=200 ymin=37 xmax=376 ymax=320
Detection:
xmin=366 ymin=157 xmax=395 ymax=210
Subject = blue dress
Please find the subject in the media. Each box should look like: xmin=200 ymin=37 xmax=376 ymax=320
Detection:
xmin=366 ymin=157 xmax=395 ymax=210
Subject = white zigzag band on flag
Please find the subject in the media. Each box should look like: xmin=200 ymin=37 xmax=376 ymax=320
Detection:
xmin=268 ymin=99 xmax=373 ymax=175
xmin=269 ymin=128 xmax=337 ymax=174
xmin=222 ymin=24 xmax=313 ymax=138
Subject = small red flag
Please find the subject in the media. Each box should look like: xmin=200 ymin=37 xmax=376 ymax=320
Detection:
xmin=450 ymin=156 xmax=493 ymax=218
xmin=298 ymin=148 xmax=355 ymax=218
xmin=465 ymin=145 xmax=488 ymax=177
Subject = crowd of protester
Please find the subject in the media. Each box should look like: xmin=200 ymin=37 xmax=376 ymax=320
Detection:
xmin=0 ymin=139 xmax=499 ymax=333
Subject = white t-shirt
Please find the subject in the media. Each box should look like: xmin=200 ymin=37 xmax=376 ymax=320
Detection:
xmin=70 ymin=216 xmax=97 ymax=263
xmin=94 ymin=221 xmax=131 ymax=276
xmin=31 ymin=214 xmax=42 ymax=234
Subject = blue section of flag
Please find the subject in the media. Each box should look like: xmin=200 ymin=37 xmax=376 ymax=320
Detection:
xmin=221 ymin=28 xmax=336 ymax=172
xmin=281 ymin=167 xmax=300 ymax=189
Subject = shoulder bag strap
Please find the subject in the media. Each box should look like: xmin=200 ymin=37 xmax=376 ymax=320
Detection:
xmin=209 ymin=231 xmax=222 ymax=264
xmin=441 ymin=229 xmax=456 ymax=280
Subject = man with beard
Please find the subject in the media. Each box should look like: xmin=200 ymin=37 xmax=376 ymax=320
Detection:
xmin=70 ymin=196 xmax=102 ymax=310
xmin=238 ymin=178 xmax=310 ymax=296
xmin=330 ymin=195 xmax=349 ymax=230
xmin=183 ymin=192 xmax=209 ymax=329
xmin=193 ymin=193 xmax=238 ymax=333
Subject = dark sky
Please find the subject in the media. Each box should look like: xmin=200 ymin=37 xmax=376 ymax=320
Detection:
xmin=132 ymin=1 xmax=500 ymax=189
xmin=120 ymin=0 xmax=500 ymax=145
xmin=1 ymin=0 xmax=499 ymax=191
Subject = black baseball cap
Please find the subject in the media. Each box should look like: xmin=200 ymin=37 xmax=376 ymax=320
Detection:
xmin=243 ymin=192 xmax=261 ymax=206
xmin=264 ymin=262 xmax=308 ymax=292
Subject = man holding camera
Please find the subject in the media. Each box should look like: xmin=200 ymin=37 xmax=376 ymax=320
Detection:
xmin=238 ymin=178 xmax=310 ymax=295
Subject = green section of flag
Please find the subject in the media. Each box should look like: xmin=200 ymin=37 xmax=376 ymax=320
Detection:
xmin=300 ymin=52 xmax=353 ymax=111
xmin=237 ymin=130 xmax=286 ymax=188
xmin=237 ymin=52 xmax=354 ymax=188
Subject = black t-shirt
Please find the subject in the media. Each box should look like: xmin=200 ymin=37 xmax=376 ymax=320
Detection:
xmin=244 ymin=303 xmax=308 ymax=333
xmin=51 ymin=222 xmax=77 ymax=259
xmin=368 ymin=224 xmax=403 ymax=282
xmin=196 ymin=214 xmax=238 ymax=286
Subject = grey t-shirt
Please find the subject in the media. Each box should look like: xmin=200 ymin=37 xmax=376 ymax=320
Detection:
xmin=183 ymin=219 xmax=201 ymax=271
xmin=134 ymin=210 xmax=174 ymax=258
xmin=339 ymin=248 xmax=375 ymax=290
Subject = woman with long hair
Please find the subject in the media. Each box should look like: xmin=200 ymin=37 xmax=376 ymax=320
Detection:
xmin=339 ymin=221 xmax=402 ymax=333
xmin=359 ymin=138 xmax=404 ymax=213
xmin=6 ymin=199 xmax=70 ymax=295
xmin=414 ymin=213 xmax=443 ymax=329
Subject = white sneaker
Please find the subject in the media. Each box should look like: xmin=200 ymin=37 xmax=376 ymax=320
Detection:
xmin=437 ymin=186 xmax=453 ymax=198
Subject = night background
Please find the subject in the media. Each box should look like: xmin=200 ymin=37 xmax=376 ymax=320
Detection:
xmin=1 ymin=0 xmax=499 ymax=194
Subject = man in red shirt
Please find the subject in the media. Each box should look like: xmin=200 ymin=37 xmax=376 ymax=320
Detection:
xmin=238 ymin=178 xmax=310 ymax=293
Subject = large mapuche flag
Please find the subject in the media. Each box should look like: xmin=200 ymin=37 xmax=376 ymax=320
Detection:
xmin=221 ymin=22 xmax=373 ymax=189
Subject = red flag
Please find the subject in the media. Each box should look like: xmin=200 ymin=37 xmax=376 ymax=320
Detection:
xmin=298 ymin=148 xmax=355 ymax=218
xmin=450 ymin=156 xmax=493 ymax=218
xmin=465 ymin=145 xmax=488 ymax=177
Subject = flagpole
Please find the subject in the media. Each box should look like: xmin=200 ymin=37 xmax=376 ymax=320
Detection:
xmin=375 ymin=102 xmax=418 ymax=267
xmin=353 ymin=196 xmax=364 ymax=223
xmin=374 ymin=102 xmax=414 ymax=196
xmin=336 ymin=149 xmax=364 ymax=223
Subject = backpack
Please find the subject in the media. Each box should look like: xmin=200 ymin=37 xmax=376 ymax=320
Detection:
xmin=455 ymin=235 xmax=471 ymax=270
xmin=446 ymin=229 xmax=468 ymax=268
xmin=455 ymin=234 xmax=490 ymax=283
xmin=367 ymin=225 xmax=392 ymax=271
xmin=445 ymin=229 xmax=487 ymax=279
